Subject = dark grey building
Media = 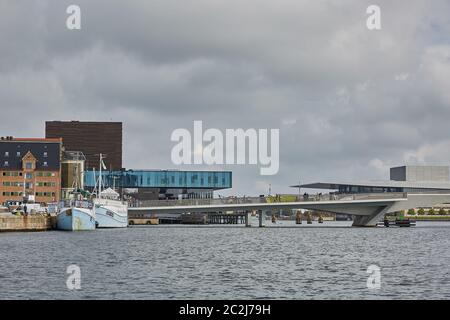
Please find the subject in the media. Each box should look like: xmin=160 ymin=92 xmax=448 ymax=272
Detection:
xmin=390 ymin=165 xmax=449 ymax=182
xmin=45 ymin=121 xmax=122 ymax=171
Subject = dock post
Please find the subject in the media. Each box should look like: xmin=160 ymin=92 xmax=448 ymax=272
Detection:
xmin=258 ymin=210 xmax=265 ymax=227
xmin=245 ymin=211 xmax=251 ymax=227
xmin=296 ymin=210 xmax=302 ymax=224
xmin=306 ymin=212 xmax=312 ymax=224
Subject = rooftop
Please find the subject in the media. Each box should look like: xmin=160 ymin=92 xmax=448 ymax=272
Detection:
xmin=0 ymin=137 xmax=62 ymax=143
xmin=63 ymin=151 xmax=86 ymax=161
xmin=293 ymin=180 xmax=450 ymax=190
xmin=294 ymin=165 xmax=450 ymax=192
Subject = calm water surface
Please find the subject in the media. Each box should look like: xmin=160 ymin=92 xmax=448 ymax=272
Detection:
xmin=1 ymin=220 xmax=450 ymax=299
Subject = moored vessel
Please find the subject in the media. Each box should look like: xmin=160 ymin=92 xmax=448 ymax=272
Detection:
xmin=56 ymin=199 xmax=96 ymax=231
xmin=94 ymin=196 xmax=128 ymax=228
xmin=93 ymin=154 xmax=128 ymax=228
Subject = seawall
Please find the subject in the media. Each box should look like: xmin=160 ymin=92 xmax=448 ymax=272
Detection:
xmin=0 ymin=215 xmax=56 ymax=232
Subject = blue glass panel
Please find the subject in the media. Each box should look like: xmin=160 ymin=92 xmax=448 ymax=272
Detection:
xmin=84 ymin=170 xmax=232 ymax=189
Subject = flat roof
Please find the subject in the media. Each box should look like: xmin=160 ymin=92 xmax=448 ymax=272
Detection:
xmin=292 ymin=180 xmax=450 ymax=190
xmin=0 ymin=138 xmax=62 ymax=143
xmin=390 ymin=165 xmax=449 ymax=168
xmin=46 ymin=120 xmax=122 ymax=124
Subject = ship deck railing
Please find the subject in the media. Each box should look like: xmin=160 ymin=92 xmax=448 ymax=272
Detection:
xmin=58 ymin=199 xmax=93 ymax=209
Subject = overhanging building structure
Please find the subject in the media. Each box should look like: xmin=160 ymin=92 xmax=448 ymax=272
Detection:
xmin=84 ymin=169 xmax=232 ymax=201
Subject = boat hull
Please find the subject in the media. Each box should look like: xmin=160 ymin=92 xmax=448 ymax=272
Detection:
xmin=56 ymin=207 xmax=96 ymax=231
xmin=95 ymin=201 xmax=128 ymax=228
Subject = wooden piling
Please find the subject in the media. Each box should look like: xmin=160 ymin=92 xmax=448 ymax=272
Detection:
xmin=296 ymin=210 xmax=302 ymax=224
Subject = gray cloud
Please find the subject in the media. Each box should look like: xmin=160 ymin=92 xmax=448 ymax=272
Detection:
xmin=1 ymin=0 xmax=450 ymax=195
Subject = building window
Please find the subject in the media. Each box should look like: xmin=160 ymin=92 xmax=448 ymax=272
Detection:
xmin=43 ymin=161 xmax=48 ymax=167
xmin=37 ymin=182 xmax=55 ymax=187
xmin=16 ymin=152 xmax=20 ymax=157
xmin=25 ymin=162 xmax=33 ymax=169
xmin=43 ymin=152 xmax=48 ymax=158
xmin=4 ymin=151 xmax=9 ymax=157
xmin=4 ymin=161 xmax=9 ymax=167
xmin=25 ymin=173 xmax=33 ymax=179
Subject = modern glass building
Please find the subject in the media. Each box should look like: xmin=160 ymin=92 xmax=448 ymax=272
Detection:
xmin=84 ymin=169 xmax=232 ymax=200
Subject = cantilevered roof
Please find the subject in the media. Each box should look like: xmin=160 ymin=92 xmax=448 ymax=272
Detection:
xmin=291 ymin=180 xmax=450 ymax=190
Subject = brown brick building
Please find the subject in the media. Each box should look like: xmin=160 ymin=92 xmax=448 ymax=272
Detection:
xmin=0 ymin=137 xmax=62 ymax=205
xmin=45 ymin=121 xmax=122 ymax=170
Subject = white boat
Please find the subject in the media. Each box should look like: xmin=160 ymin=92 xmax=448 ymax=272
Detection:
xmin=94 ymin=198 xmax=128 ymax=228
xmin=56 ymin=199 xmax=96 ymax=231
xmin=93 ymin=154 xmax=128 ymax=228
xmin=56 ymin=156 xmax=95 ymax=231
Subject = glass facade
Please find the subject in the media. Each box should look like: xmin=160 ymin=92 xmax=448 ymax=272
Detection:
xmin=338 ymin=185 xmax=403 ymax=193
xmin=84 ymin=170 xmax=232 ymax=190
xmin=336 ymin=185 xmax=450 ymax=194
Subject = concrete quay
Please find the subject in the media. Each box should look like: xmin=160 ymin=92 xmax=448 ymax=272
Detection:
xmin=0 ymin=214 xmax=55 ymax=232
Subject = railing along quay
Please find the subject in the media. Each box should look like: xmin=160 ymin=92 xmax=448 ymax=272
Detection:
xmin=130 ymin=192 xmax=408 ymax=208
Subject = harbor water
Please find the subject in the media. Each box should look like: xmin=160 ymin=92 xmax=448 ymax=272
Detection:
xmin=1 ymin=220 xmax=450 ymax=299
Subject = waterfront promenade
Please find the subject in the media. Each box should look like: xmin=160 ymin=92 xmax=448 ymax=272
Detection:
xmin=4 ymin=192 xmax=450 ymax=231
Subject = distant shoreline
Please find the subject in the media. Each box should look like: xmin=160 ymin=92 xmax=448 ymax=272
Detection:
xmin=405 ymin=215 xmax=450 ymax=221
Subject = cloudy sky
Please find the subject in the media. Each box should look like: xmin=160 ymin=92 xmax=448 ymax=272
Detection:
xmin=1 ymin=0 xmax=449 ymax=195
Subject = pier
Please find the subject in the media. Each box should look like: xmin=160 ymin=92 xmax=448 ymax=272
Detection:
xmin=207 ymin=213 xmax=247 ymax=224
xmin=128 ymin=211 xmax=250 ymax=225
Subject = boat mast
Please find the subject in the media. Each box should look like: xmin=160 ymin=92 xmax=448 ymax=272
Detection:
xmin=73 ymin=160 xmax=79 ymax=201
xmin=99 ymin=153 xmax=102 ymax=199
xmin=92 ymin=167 xmax=97 ymax=197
